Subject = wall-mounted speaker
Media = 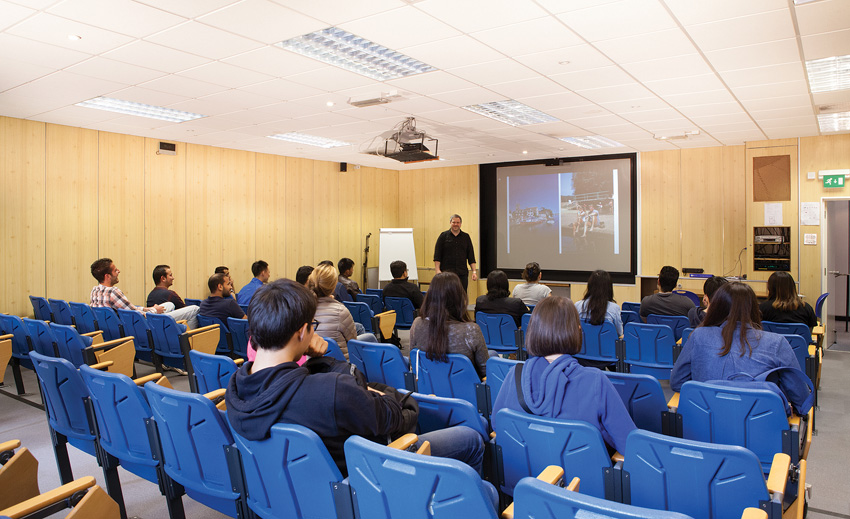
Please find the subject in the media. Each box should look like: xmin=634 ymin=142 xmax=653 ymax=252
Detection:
xmin=157 ymin=142 xmax=177 ymax=155
xmin=340 ymin=162 xmax=347 ymax=172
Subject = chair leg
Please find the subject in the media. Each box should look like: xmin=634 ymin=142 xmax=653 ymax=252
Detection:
xmin=96 ymin=448 xmax=128 ymax=519
xmin=50 ymin=429 xmax=74 ymax=485
xmin=11 ymin=358 xmax=25 ymax=395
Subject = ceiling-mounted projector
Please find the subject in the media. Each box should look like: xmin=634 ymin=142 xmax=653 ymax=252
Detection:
xmin=362 ymin=117 xmax=439 ymax=163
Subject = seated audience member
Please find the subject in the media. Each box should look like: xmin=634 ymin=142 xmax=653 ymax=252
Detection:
xmin=295 ymin=265 xmax=314 ymax=285
xmin=334 ymin=257 xmax=361 ymax=302
xmin=215 ymin=266 xmax=236 ymax=299
xmin=639 ymin=265 xmax=695 ymax=319
xmin=475 ymin=270 xmax=528 ymax=327
xmin=410 ymin=272 xmax=488 ymax=380
xmin=308 ymin=263 xmax=376 ymax=359
xmin=147 ymin=264 xmax=189 ymax=308
xmin=382 ymin=260 xmax=424 ymax=310
xmin=511 ymin=261 xmax=551 ymax=306
xmin=759 ymin=272 xmax=817 ymax=330
xmin=90 ymin=258 xmax=199 ymax=327
xmin=200 ymin=273 xmax=246 ymax=322
xmin=574 ymin=270 xmax=623 ymax=336
xmin=670 ymin=283 xmax=807 ymax=401
xmin=236 ymin=260 xmax=270 ymax=305
xmin=493 ymin=297 xmax=636 ymax=454
xmin=225 ymin=279 xmax=486 ymax=476
xmin=688 ymin=276 xmax=728 ymax=328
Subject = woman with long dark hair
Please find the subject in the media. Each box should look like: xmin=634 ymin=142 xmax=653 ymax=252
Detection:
xmin=671 ymin=282 xmax=803 ymax=394
xmin=409 ymin=272 xmax=488 ymax=379
xmin=511 ymin=262 xmax=551 ymax=306
xmin=475 ymin=270 xmax=528 ymax=327
xmin=492 ymin=296 xmax=636 ymax=453
xmin=759 ymin=271 xmax=817 ymax=330
xmin=574 ymin=270 xmax=622 ymax=335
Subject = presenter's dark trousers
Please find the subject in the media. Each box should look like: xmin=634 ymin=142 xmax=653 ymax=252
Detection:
xmin=445 ymin=269 xmax=469 ymax=293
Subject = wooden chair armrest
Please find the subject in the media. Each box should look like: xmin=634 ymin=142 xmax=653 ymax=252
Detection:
xmin=0 ymin=476 xmax=96 ymax=518
xmin=376 ymin=310 xmax=397 ymax=340
xmin=565 ymin=477 xmax=580 ymax=492
xmin=811 ymin=325 xmax=823 ymax=336
xmin=387 ymin=433 xmax=418 ymax=451
xmin=0 ymin=439 xmax=21 ymax=452
xmin=787 ymin=414 xmax=801 ymax=428
xmin=667 ymin=392 xmax=680 ymax=410
xmin=794 ymin=460 xmax=806 ymax=519
xmin=176 ymin=319 xmax=188 ymax=326
xmin=803 ymin=409 xmax=813 ymax=460
xmin=89 ymin=361 xmax=114 ymax=370
xmin=64 ymin=484 xmax=119 ymax=519
xmin=502 ymin=466 xmax=567 ymax=519
xmin=185 ymin=324 xmax=219 ymax=336
xmin=489 ymin=431 xmax=496 ymax=440
xmin=133 ymin=374 xmax=163 ymax=386
xmin=88 ymin=336 xmax=134 ymax=351
xmin=81 ymin=330 xmax=104 ymax=344
xmin=204 ymin=388 xmax=226 ymax=401
xmin=611 ymin=451 xmax=624 ymax=463
xmin=0 ymin=334 xmax=13 ymax=341
xmin=375 ymin=311 xmax=395 ymax=318
xmin=234 ymin=358 xmax=245 ymax=366
xmin=415 ymin=441 xmax=431 ymax=455
xmin=741 ymin=508 xmax=768 ymax=519
xmin=766 ymin=453 xmax=790 ymax=496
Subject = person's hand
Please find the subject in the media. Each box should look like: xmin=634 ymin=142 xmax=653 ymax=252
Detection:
xmin=305 ymin=333 xmax=327 ymax=357
xmin=153 ymin=304 xmax=165 ymax=314
xmin=471 ymin=271 xmax=478 ymax=282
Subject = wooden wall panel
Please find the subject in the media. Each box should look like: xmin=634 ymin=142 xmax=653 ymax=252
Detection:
xmin=98 ymin=132 xmax=145 ymax=304
xmin=397 ymin=169 xmax=425 ymax=270
xmin=360 ymin=167 xmax=382 ymax=269
xmin=45 ymin=124 xmax=99 ymax=303
xmin=1 ymin=117 xmax=46 ymax=316
xmin=680 ymin=147 xmax=724 ymax=275
xmin=313 ymin=160 xmax=340 ymax=266
xmin=284 ymin=157 xmax=314 ymax=278
xmin=220 ymin=148 xmax=256 ymax=294
xmin=185 ymin=144 xmax=223 ymax=298
xmin=338 ymin=167 xmax=363 ymax=284
xmin=640 ymin=150 xmax=681 ymax=276
xmin=721 ymin=146 xmax=747 ymax=276
xmin=255 ymin=153 xmax=287 ymax=282
xmin=144 ymin=138 xmax=187 ymax=299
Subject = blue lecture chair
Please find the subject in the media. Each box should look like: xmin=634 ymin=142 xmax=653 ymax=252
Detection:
xmin=188 ymin=350 xmax=242 ymax=393
xmin=116 ymin=308 xmax=156 ymax=363
xmin=761 ymin=320 xmax=811 ymax=342
xmin=646 ymin=314 xmax=690 ymax=342
xmin=197 ymin=314 xmax=233 ymax=356
xmin=476 ymin=312 xmax=519 ymax=355
xmin=520 ymin=313 xmax=532 ymax=336
xmin=672 ymin=289 xmax=701 ymax=307
xmin=365 ymin=288 xmax=383 ymax=298
xmin=483 ymin=356 xmax=522 ymax=419
xmin=323 ymin=336 xmax=346 ymax=362
xmin=343 ymin=300 xmax=375 ymax=333
xmin=578 ymin=320 xmax=623 ymax=370
xmin=410 ymin=392 xmax=489 ymax=442
xmin=411 ymin=349 xmax=486 ymax=413
xmin=681 ymin=327 xmax=694 ymax=347
xmin=622 ymin=302 xmax=641 ymax=314
xmin=620 ymin=310 xmax=641 ymax=327
xmin=184 ymin=298 xmax=202 ymax=307
xmin=22 ymin=318 xmax=60 ymax=357
xmin=29 ymin=295 xmax=53 ymax=321
xmin=69 ymin=302 xmax=99 ymax=334
xmin=49 ymin=322 xmax=136 ymax=378
xmin=226 ymin=317 xmax=249 ymax=360
xmin=356 ymin=293 xmax=384 ymax=315
xmin=622 ymin=322 xmax=677 ymax=380
xmin=384 ymin=297 xmax=415 ymax=329
xmin=0 ymin=313 xmax=35 ymax=395
xmin=91 ymin=306 xmax=125 ymax=342
xmin=347 ymin=339 xmax=413 ymax=391
xmin=48 ymin=298 xmax=75 ymax=326
xmin=604 ymin=371 xmax=674 ymax=435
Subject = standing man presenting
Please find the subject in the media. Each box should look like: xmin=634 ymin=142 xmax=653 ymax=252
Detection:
xmin=434 ymin=214 xmax=477 ymax=293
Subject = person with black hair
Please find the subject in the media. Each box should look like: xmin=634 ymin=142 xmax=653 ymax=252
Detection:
xmin=638 ymin=265 xmax=694 ymax=319
xmin=334 ymin=257 xmax=361 ymax=302
xmin=574 ymin=270 xmax=622 ymax=336
xmin=225 ymin=278 xmax=486 ymax=476
xmin=410 ymin=272 xmax=489 ymax=379
xmin=759 ymin=272 xmax=817 ymax=330
xmin=382 ymin=260 xmax=423 ymax=310
xmin=434 ymin=214 xmax=477 ymax=293
xmin=147 ymin=264 xmax=187 ymax=309
xmin=688 ymin=276 xmax=728 ymax=328
xmin=199 ymin=273 xmax=246 ymax=322
xmin=475 ymin=270 xmax=528 ymax=327
xmin=295 ymin=265 xmax=314 ymax=285
xmin=511 ymin=262 xmax=551 ymax=306
xmin=236 ymin=260 xmax=270 ymax=305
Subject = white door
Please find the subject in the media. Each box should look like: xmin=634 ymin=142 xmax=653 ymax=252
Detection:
xmin=824 ymin=200 xmax=849 ymax=347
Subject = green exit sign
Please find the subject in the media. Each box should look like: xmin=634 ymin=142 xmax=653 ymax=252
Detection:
xmin=823 ymin=175 xmax=846 ymax=188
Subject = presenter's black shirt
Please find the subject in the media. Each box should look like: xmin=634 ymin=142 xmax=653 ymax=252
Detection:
xmin=434 ymin=229 xmax=476 ymax=273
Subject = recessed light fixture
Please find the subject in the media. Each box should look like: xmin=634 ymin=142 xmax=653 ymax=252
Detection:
xmin=326 ymin=101 xmax=334 ymax=107
xmin=558 ymin=60 xmax=571 ymax=66
xmin=277 ymin=27 xmax=436 ymax=81
xmin=267 ymin=132 xmax=351 ymax=148
xmin=817 ymin=111 xmax=850 ymax=132
xmin=75 ymin=97 xmax=205 ymax=122
xmin=560 ymin=136 xmax=623 ymax=149
xmin=522 ymin=150 xmax=528 ymax=154
xmin=68 ymin=34 xmax=82 ymax=41
xmin=462 ymin=100 xmax=558 ymax=127
xmin=793 ymin=0 xmax=823 ymax=4
xmin=805 ymin=55 xmax=850 ymax=93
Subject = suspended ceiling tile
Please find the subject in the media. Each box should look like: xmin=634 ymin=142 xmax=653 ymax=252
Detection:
xmin=679 ymin=101 xmax=747 ymax=118
xmin=7 ymin=12 xmax=132 ymax=54
xmin=241 ymin=78 xmax=326 ymax=101
xmin=550 ymin=65 xmax=634 ymax=91
xmin=145 ymin=21 xmax=264 ymax=60
xmin=794 ymin=0 xmax=850 ymax=36
xmin=0 ymin=57 xmax=54 ymax=91
xmin=515 ymin=44 xmax=613 ymax=77
xmin=66 ymin=56 xmax=167 ymax=85
xmin=664 ymin=0 xmax=788 ymax=26
xmin=622 ymin=54 xmax=713 ymax=83
xmin=340 ymin=5 xmax=461 ymax=50
xmin=0 ymin=33 xmax=89 ymax=69
xmin=518 ymin=91 xmax=596 ymax=111
xmin=270 ymin=0 xmax=403 ymax=27
xmin=577 ymin=83 xmax=656 ymax=104
xmin=664 ymin=89 xmax=738 ymax=107
xmin=198 ymin=89 xmax=282 ymax=111
xmin=594 ymin=28 xmax=697 ymax=65
xmin=533 ymin=0 xmax=621 ymax=15
xmin=731 ymin=79 xmax=810 ymax=100
xmin=471 ymin=16 xmax=582 ymax=56
xmin=198 ymin=0 xmax=325 ymax=44
xmin=801 ymin=28 xmax=850 ymax=61
xmin=685 ymin=9 xmax=796 ymax=52
xmin=488 ymin=77 xmax=567 ymax=100
xmin=741 ymin=93 xmax=813 ymax=112
xmin=644 ymin=73 xmax=726 ymax=97
xmin=386 ymin=71 xmax=477 ymax=96
xmin=750 ymin=105 xmax=816 ymax=121
xmin=140 ymin=74 xmax=229 ymax=99
xmin=721 ymin=63 xmax=806 ymax=90
xmin=429 ymin=88 xmax=505 ymax=107
xmin=448 ymin=59 xmax=538 ymax=86
xmin=133 ymin=0 xmax=240 ymax=19
xmin=706 ymin=38 xmax=802 ymax=72
xmin=285 ymin=66 xmax=377 ymax=91
xmin=178 ymin=61 xmax=275 ymax=89
xmin=101 ymin=40 xmax=210 ymax=74
xmin=416 ymin=0 xmax=549 ymax=34
xmin=47 ymin=0 xmax=186 ymax=38
xmin=558 ymin=0 xmax=677 ymax=42
xmin=400 ymin=35 xmax=505 ymax=71
xmin=0 ymin=1 xmax=36 ymax=31
xmin=109 ymin=86 xmax=190 ymax=107
xmin=6 ymin=70 xmax=129 ymax=104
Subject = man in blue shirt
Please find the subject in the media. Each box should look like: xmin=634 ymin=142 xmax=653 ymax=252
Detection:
xmin=200 ymin=273 xmax=246 ymax=322
xmin=237 ymin=260 xmax=270 ymax=305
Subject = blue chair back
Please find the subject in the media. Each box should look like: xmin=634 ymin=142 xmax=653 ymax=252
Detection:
xmin=621 ymin=310 xmax=640 ymax=326
xmin=184 ymin=298 xmax=202 ymax=307
xmin=485 ymin=357 xmax=522 ymax=412
xmin=343 ymin=301 xmax=374 ymax=333
xmin=782 ymin=334 xmax=810 ymax=374
xmin=69 ymin=302 xmax=98 ymax=333
xmin=324 ymin=337 xmax=346 ymax=362
xmin=347 ymin=339 xmax=409 ymax=389
xmin=197 ymin=314 xmax=232 ymax=355
xmin=230 ymin=423 xmax=347 ymax=519
xmin=23 ymin=317 xmax=59 ymax=357
xmin=672 ymin=290 xmax=701 ymax=307
xmin=79 ymin=365 xmax=158 ymax=482
xmin=344 ymin=435 xmax=498 ymax=519
xmin=356 ymin=293 xmax=383 ymax=315
xmin=384 ymin=297 xmax=415 ymax=328
xmin=411 ymin=392 xmax=489 ymax=441
xmin=762 ymin=321 xmax=810 ymax=342
xmin=646 ymin=314 xmax=689 ymax=341
xmin=493 ymin=408 xmax=612 ymax=498
xmin=411 ymin=349 xmax=481 ymax=409
xmin=622 ymin=302 xmax=641 ymax=314
xmin=29 ymin=351 xmax=96 ymax=447
xmin=578 ymin=320 xmax=620 ymax=364
xmin=146 ymin=313 xmax=188 ymax=368
xmin=29 ymin=295 xmax=53 ymax=321
xmin=513 ymin=477 xmax=693 ymax=519
xmin=0 ymin=313 xmax=34 ymax=365
xmin=91 ymin=306 xmax=124 ymax=342
xmin=48 ymin=298 xmax=75 ymax=326
xmin=239 ymin=304 xmax=250 ymax=316
xmin=227 ymin=318 xmax=249 ymax=360
xmin=188 ymin=350 xmax=238 ymax=393
xmin=525 ymin=304 xmax=535 ymax=313
xmin=144 ymin=381 xmax=241 ymax=517
xmin=476 ymin=312 xmax=517 ymax=352
xmin=679 ymin=381 xmax=792 ymax=473
xmin=815 ymin=293 xmax=829 ymax=319
xmin=49 ymin=323 xmax=93 ymax=367
xmin=365 ymin=288 xmax=383 ymax=298
xmin=520 ymin=313 xmax=532 ymax=336
xmin=604 ymin=372 xmax=668 ymax=434
xmin=681 ymin=327 xmax=694 ymax=346
xmin=625 ymin=430 xmax=769 ymax=519
xmin=622 ymin=322 xmax=676 ymax=380
xmin=116 ymin=308 xmax=154 ymax=361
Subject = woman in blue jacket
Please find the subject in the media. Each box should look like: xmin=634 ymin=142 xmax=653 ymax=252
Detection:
xmin=492 ymin=296 xmax=636 ymax=454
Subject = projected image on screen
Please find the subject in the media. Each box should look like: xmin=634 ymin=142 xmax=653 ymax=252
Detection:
xmin=488 ymin=154 xmax=635 ymax=280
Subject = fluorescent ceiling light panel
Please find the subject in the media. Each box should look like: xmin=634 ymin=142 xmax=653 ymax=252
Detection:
xmin=560 ymin=136 xmax=623 ymax=149
xmin=817 ymin=111 xmax=850 ymax=132
xmin=461 ymin=100 xmax=559 ymax=127
xmin=267 ymin=132 xmax=351 ymax=148
xmin=75 ymin=97 xmax=205 ymax=123
xmin=277 ymin=27 xmax=436 ymax=81
xmin=805 ymin=55 xmax=850 ymax=93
